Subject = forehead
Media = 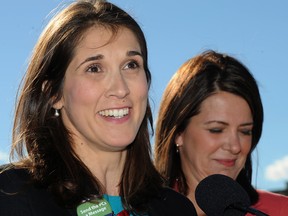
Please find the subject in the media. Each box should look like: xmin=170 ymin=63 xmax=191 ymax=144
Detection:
xmin=198 ymin=91 xmax=252 ymax=120
xmin=76 ymin=25 xmax=139 ymax=49
xmin=66 ymin=26 xmax=142 ymax=73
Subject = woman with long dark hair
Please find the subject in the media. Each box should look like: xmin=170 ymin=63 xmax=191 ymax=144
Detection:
xmin=154 ymin=50 xmax=288 ymax=215
xmin=0 ymin=1 xmax=196 ymax=215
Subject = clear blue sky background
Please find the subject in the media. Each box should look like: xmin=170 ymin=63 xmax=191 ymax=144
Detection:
xmin=1 ymin=0 xmax=287 ymax=191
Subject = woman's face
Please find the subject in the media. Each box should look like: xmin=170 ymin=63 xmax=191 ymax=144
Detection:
xmin=54 ymin=26 xmax=148 ymax=152
xmin=175 ymin=91 xmax=253 ymax=183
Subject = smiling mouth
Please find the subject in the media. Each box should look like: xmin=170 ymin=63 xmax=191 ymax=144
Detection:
xmin=216 ymin=159 xmax=236 ymax=167
xmin=98 ymin=108 xmax=129 ymax=118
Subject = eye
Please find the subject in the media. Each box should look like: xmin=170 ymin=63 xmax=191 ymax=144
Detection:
xmin=123 ymin=60 xmax=140 ymax=70
xmin=86 ymin=64 xmax=102 ymax=73
xmin=208 ymin=128 xmax=223 ymax=133
xmin=241 ymin=129 xmax=252 ymax=136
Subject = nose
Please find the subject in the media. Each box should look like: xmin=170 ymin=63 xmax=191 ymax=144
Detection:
xmin=222 ymin=132 xmax=241 ymax=154
xmin=105 ymin=72 xmax=130 ymax=99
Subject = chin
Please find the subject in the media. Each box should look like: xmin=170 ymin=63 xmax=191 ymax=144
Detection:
xmin=108 ymin=138 xmax=135 ymax=150
xmin=215 ymin=172 xmax=237 ymax=180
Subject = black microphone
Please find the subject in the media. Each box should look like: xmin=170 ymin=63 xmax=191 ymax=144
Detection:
xmin=195 ymin=174 xmax=269 ymax=216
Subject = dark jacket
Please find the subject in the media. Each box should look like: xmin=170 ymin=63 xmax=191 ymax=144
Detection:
xmin=0 ymin=167 xmax=196 ymax=216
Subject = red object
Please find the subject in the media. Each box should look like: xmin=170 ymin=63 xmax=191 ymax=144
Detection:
xmin=117 ymin=210 xmax=129 ymax=216
xmin=247 ymin=190 xmax=288 ymax=216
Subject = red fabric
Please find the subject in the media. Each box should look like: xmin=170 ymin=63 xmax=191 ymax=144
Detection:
xmin=117 ymin=210 xmax=129 ymax=216
xmin=247 ymin=190 xmax=288 ymax=216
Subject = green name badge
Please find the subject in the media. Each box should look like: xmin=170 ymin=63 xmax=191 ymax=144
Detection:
xmin=77 ymin=198 xmax=113 ymax=216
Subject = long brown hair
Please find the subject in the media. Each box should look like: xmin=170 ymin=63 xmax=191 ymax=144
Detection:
xmin=10 ymin=0 xmax=162 ymax=212
xmin=154 ymin=50 xmax=263 ymax=204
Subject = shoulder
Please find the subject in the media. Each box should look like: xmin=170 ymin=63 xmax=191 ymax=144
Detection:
xmin=0 ymin=164 xmax=72 ymax=216
xmin=0 ymin=164 xmax=33 ymax=215
xmin=252 ymin=190 xmax=288 ymax=215
xmin=257 ymin=189 xmax=288 ymax=202
xmin=0 ymin=164 xmax=30 ymax=192
xmin=147 ymin=187 xmax=197 ymax=216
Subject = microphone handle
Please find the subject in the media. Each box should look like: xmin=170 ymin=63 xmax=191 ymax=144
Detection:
xmin=246 ymin=207 xmax=269 ymax=216
xmin=230 ymin=204 xmax=269 ymax=216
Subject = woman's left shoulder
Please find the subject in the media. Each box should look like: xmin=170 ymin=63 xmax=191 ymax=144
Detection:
xmin=147 ymin=187 xmax=197 ymax=216
xmin=253 ymin=190 xmax=288 ymax=215
xmin=257 ymin=189 xmax=288 ymax=202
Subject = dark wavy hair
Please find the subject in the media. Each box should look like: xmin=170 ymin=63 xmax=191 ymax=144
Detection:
xmin=10 ymin=0 xmax=162 ymax=212
xmin=154 ymin=50 xmax=263 ymax=204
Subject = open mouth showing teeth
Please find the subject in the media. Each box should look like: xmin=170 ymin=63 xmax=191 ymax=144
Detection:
xmin=98 ymin=108 xmax=129 ymax=118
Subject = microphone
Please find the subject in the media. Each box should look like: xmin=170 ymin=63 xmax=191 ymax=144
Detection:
xmin=195 ymin=174 xmax=268 ymax=216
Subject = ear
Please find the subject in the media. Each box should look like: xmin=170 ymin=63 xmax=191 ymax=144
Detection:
xmin=175 ymin=132 xmax=184 ymax=147
xmin=42 ymin=80 xmax=64 ymax=110
xmin=52 ymin=99 xmax=63 ymax=110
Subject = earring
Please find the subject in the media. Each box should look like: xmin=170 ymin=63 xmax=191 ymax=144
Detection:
xmin=176 ymin=143 xmax=180 ymax=153
xmin=54 ymin=109 xmax=60 ymax=117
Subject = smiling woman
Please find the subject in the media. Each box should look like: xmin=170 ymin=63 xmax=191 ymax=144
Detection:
xmin=0 ymin=0 xmax=196 ymax=215
xmin=54 ymin=26 xmax=148 ymax=152
xmin=154 ymin=50 xmax=288 ymax=215
xmin=175 ymin=91 xmax=253 ymax=181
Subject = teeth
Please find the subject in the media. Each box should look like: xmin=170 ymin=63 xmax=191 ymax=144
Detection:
xmin=99 ymin=108 xmax=129 ymax=118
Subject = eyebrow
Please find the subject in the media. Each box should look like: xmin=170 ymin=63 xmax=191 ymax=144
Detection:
xmin=127 ymin=50 xmax=142 ymax=57
xmin=204 ymin=121 xmax=254 ymax=127
xmin=76 ymin=54 xmax=104 ymax=70
xmin=76 ymin=50 xmax=142 ymax=70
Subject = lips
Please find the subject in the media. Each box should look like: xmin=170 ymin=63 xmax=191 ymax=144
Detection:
xmin=98 ymin=108 xmax=129 ymax=118
xmin=215 ymin=159 xmax=236 ymax=167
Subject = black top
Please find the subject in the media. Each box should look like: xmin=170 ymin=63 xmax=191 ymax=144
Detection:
xmin=0 ymin=167 xmax=196 ymax=216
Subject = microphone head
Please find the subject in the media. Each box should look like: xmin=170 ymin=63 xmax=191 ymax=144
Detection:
xmin=195 ymin=174 xmax=251 ymax=216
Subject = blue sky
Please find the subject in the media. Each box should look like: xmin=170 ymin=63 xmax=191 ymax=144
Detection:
xmin=1 ymin=0 xmax=287 ymax=191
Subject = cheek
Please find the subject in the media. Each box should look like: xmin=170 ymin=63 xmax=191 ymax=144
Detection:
xmin=137 ymin=84 xmax=148 ymax=120
xmin=136 ymin=79 xmax=147 ymax=94
xmin=63 ymin=79 xmax=95 ymax=108
xmin=139 ymin=74 xmax=148 ymax=94
xmin=182 ymin=131 xmax=206 ymax=155
xmin=139 ymin=86 xmax=148 ymax=104
xmin=187 ymin=131 xmax=218 ymax=153
xmin=241 ymin=137 xmax=253 ymax=155
xmin=131 ymin=76 xmax=148 ymax=104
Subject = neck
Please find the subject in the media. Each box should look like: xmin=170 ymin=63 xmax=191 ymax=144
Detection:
xmin=184 ymin=176 xmax=206 ymax=216
xmin=74 ymin=141 xmax=127 ymax=196
xmin=185 ymin=185 xmax=205 ymax=216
